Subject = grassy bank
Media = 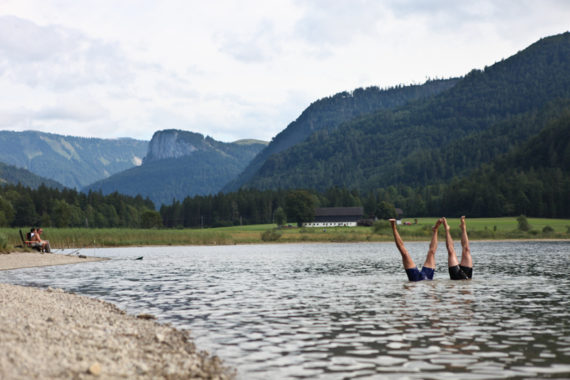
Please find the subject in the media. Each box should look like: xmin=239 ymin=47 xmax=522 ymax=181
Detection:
xmin=1 ymin=217 xmax=568 ymax=249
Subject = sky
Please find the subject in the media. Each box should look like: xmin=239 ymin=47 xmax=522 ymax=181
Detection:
xmin=0 ymin=1 xmax=569 ymax=143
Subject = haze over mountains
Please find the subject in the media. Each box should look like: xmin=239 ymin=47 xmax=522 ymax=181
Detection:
xmin=0 ymin=131 xmax=147 ymax=189
xmin=0 ymin=32 xmax=568 ymax=212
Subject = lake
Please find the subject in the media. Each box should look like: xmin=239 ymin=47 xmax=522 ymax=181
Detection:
xmin=1 ymin=241 xmax=569 ymax=379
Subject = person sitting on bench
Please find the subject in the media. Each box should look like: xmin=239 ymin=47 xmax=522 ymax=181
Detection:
xmin=31 ymin=227 xmax=51 ymax=253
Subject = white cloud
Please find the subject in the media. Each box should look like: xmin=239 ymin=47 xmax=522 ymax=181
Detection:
xmin=0 ymin=15 xmax=133 ymax=90
xmin=0 ymin=0 xmax=568 ymax=142
xmin=293 ymin=0 xmax=385 ymax=47
xmin=35 ymin=101 xmax=107 ymax=122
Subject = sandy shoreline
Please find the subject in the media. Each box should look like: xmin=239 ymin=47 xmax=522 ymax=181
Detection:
xmin=0 ymin=251 xmax=109 ymax=271
xmin=0 ymin=253 xmax=235 ymax=379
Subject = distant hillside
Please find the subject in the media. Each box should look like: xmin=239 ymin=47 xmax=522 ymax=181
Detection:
xmin=0 ymin=131 xmax=148 ymax=189
xmin=223 ymin=78 xmax=459 ymax=192
xmin=0 ymin=162 xmax=64 ymax=189
xmin=84 ymin=130 xmax=267 ymax=207
xmin=244 ymin=32 xmax=570 ymax=192
xmin=436 ymin=108 xmax=570 ymax=218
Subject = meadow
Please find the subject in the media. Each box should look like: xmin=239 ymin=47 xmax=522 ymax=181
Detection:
xmin=1 ymin=217 xmax=568 ymax=250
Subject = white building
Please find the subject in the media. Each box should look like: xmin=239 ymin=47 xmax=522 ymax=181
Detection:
xmin=302 ymin=207 xmax=364 ymax=228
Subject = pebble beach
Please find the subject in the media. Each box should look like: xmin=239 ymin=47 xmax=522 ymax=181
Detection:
xmin=0 ymin=252 xmax=235 ymax=379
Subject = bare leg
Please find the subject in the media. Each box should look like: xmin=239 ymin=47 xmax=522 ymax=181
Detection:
xmin=423 ymin=219 xmax=442 ymax=269
xmin=459 ymin=216 xmax=472 ymax=267
xmin=390 ymin=219 xmax=416 ymax=269
xmin=442 ymin=217 xmax=459 ymax=267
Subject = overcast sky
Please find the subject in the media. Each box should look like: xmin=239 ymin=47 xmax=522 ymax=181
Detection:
xmin=0 ymin=1 xmax=568 ymax=142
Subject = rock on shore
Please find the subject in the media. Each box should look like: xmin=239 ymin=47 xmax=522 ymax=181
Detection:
xmin=0 ymin=283 xmax=235 ymax=379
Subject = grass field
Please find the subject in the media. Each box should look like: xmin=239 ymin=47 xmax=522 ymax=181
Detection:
xmin=1 ymin=217 xmax=568 ymax=250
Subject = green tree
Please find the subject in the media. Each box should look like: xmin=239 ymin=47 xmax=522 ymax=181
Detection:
xmin=0 ymin=196 xmax=15 ymax=227
xmin=274 ymin=207 xmax=287 ymax=226
xmin=517 ymin=215 xmax=531 ymax=231
xmin=285 ymin=190 xmax=316 ymax=227
xmin=141 ymin=210 xmax=163 ymax=229
xmin=375 ymin=201 xmax=396 ymax=219
xmin=13 ymin=195 xmax=38 ymax=227
xmin=52 ymin=200 xmax=73 ymax=228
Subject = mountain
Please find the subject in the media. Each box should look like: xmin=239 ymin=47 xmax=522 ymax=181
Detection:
xmin=84 ymin=130 xmax=267 ymax=207
xmin=0 ymin=131 xmax=148 ymax=189
xmin=241 ymin=32 xmax=570 ymax=192
xmin=0 ymin=161 xmax=64 ymax=189
xmin=223 ymin=78 xmax=460 ymax=192
xmin=436 ymin=107 xmax=570 ymax=218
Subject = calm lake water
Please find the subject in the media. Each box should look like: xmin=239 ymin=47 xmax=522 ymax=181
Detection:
xmin=2 ymin=241 xmax=569 ymax=379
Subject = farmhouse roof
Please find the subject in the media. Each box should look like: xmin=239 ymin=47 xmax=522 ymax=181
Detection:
xmin=314 ymin=207 xmax=364 ymax=217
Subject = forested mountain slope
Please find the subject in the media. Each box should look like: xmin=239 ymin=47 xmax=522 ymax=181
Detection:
xmin=223 ymin=78 xmax=459 ymax=192
xmin=0 ymin=131 xmax=147 ymax=189
xmin=436 ymin=108 xmax=570 ymax=218
xmin=84 ymin=130 xmax=267 ymax=207
xmin=244 ymin=32 xmax=570 ymax=192
xmin=0 ymin=162 xmax=64 ymax=190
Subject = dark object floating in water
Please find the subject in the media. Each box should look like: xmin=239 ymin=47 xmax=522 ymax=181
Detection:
xmin=137 ymin=313 xmax=156 ymax=320
xmin=135 ymin=256 xmax=143 ymax=260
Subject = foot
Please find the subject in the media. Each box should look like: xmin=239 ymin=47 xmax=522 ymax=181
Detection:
xmin=442 ymin=217 xmax=450 ymax=232
xmin=432 ymin=218 xmax=442 ymax=232
xmin=459 ymin=216 xmax=466 ymax=231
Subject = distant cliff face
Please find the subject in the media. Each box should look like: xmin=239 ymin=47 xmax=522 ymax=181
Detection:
xmin=86 ymin=129 xmax=268 ymax=206
xmin=144 ymin=129 xmax=203 ymax=162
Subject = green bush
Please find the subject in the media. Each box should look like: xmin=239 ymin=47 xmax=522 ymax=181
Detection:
xmin=372 ymin=220 xmax=391 ymax=234
xmin=0 ymin=233 xmax=9 ymax=253
xmin=261 ymin=229 xmax=282 ymax=242
xmin=517 ymin=215 xmax=531 ymax=231
xmin=542 ymin=225 xmax=554 ymax=234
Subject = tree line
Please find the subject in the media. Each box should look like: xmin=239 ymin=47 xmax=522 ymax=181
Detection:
xmin=1 ymin=164 xmax=568 ymax=231
xmin=1 ymin=110 xmax=567 ymax=229
xmin=0 ymin=184 xmax=161 ymax=229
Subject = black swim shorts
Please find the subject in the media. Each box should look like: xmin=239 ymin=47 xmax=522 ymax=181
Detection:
xmin=449 ymin=265 xmax=473 ymax=280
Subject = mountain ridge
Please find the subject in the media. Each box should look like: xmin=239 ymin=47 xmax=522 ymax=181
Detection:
xmin=223 ymin=78 xmax=460 ymax=192
xmin=243 ymin=31 xmax=570 ymax=192
xmin=0 ymin=161 xmax=64 ymax=190
xmin=0 ymin=130 xmax=148 ymax=189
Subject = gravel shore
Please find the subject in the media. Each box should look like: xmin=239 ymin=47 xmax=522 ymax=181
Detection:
xmin=0 ymin=253 xmax=235 ymax=379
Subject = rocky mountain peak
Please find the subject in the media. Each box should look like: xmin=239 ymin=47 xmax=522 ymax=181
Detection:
xmin=144 ymin=129 xmax=206 ymax=163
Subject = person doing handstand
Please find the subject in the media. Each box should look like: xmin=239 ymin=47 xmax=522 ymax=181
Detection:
xmin=442 ymin=216 xmax=472 ymax=280
xmin=389 ymin=218 xmax=442 ymax=281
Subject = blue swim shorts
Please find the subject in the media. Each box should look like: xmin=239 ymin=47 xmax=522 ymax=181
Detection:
xmin=405 ymin=266 xmax=435 ymax=282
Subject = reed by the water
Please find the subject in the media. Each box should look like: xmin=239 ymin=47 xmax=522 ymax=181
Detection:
xmin=1 ymin=217 xmax=568 ymax=249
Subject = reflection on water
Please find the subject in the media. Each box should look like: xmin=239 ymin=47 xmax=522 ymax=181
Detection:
xmin=2 ymin=242 xmax=569 ymax=379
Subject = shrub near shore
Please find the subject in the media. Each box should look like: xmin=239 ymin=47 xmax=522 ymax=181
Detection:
xmin=1 ymin=217 xmax=568 ymax=249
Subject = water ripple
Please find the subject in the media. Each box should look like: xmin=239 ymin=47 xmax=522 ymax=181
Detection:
xmin=1 ymin=241 xmax=569 ymax=379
